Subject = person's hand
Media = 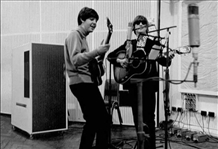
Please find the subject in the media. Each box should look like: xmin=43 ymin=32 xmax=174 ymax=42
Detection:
xmin=168 ymin=51 xmax=175 ymax=59
xmin=97 ymin=44 xmax=110 ymax=55
xmin=117 ymin=58 xmax=128 ymax=68
xmin=163 ymin=51 xmax=175 ymax=59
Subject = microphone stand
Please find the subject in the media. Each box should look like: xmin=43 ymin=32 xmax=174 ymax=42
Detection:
xmin=159 ymin=28 xmax=197 ymax=149
xmin=157 ymin=0 xmax=161 ymax=129
xmin=148 ymin=26 xmax=177 ymax=33
xmin=163 ymin=28 xmax=171 ymax=149
xmin=147 ymin=25 xmax=177 ymax=149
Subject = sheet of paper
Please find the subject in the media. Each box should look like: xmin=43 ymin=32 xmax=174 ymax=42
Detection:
xmin=148 ymin=45 xmax=161 ymax=60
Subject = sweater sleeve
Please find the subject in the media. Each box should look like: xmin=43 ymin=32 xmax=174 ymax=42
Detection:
xmin=66 ymin=31 xmax=99 ymax=67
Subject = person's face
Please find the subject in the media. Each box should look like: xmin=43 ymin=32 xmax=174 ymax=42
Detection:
xmin=81 ymin=17 xmax=97 ymax=33
xmin=134 ymin=21 xmax=148 ymax=36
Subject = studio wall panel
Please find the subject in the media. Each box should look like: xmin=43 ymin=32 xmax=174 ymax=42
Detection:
xmin=41 ymin=33 xmax=68 ymax=44
xmin=41 ymin=1 xmax=93 ymax=32
xmin=94 ymin=1 xmax=152 ymax=31
xmin=1 ymin=1 xmax=40 ymax=35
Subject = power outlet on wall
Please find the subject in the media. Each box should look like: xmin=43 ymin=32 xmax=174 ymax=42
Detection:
xmin=208 ymin=112 xmax=215 ymax=118
xmin=177 ymin=107 xmax=183 ymax=112
xmin=182 ymin=93 xmax=198 ymax=112
xmin=172 ymin=106 xmax=177 ymax=112
xmin=201 ymin=111 xmax=207 ymax=117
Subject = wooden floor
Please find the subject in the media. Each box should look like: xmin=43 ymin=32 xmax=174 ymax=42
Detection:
xmin=1 ymin=114 xmax=218 ymax=149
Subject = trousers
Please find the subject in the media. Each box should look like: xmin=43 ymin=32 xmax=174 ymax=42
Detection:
xmin=70 ymin=83 xmax=110 ymax=149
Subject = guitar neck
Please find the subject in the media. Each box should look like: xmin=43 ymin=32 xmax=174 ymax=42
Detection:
xmin=98 ymin=17 xmax=113 ymax=62
xmin=104 ymin=32 xmax=112 ymax=44
xmin=98 ymin=32 xmax=112 ymax=61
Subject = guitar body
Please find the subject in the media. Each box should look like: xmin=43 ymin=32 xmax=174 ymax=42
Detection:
xmin=89 ymin=58 xmax=105 ymax=86
xmin=114 ymin=49 xmax=152 ymax=84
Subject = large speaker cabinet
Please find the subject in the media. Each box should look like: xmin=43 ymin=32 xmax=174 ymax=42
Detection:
xmin=11 ymin=43 xmax=67 ymax=138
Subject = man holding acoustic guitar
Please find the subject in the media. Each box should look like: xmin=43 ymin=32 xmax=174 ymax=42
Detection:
xmin=107 ymin=15 xmax=175 ymax=149
xmin=64 ymin=7 xmax=111 ymax=149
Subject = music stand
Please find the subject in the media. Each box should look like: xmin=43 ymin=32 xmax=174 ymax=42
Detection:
xmin=106 ymin=62 xmax=123 ymax=149
xmin=107 ymin=60 xmax=146 ymax=149
xmin=128 ymin=78 xmax=150 ymax=149
xmin=130 ymin=26 xmax=175 ymax=149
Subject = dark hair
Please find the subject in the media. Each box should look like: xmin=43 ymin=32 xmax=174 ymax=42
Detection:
xmin=132 ymin=15 xmax=149 ymax=34
xmin=77 ymin=7 xmax=99 ymax=25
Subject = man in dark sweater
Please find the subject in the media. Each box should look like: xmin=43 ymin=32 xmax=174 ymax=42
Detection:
xmin=64 ymin=7 xmax=110 ymax=149
xmin=107 ymin=15 xmax=174 ymax=149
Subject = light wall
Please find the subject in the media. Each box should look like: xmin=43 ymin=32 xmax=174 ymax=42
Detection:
xmin=169 ymin=1 xmax=218 ymax=137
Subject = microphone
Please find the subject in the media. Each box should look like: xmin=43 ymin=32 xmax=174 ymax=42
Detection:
xmin=126 ymin=22 xmax=133 ymax=58
xmin=188 ymin=3 xmax=200 ymax=47
xmin=127 ymin=22 xmax=133 ymax=40
xmin=188 ymin=3 xmax=200 ymax=87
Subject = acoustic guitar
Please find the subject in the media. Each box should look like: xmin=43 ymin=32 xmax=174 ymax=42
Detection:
xmin=89 ymin=17 xmax=113 ymax=86
xmin=113 ymin=48 xmax=151 ymax=84
xmin=112 ymin=29 xmax=179 ymax=84
xmin=109 ymin=22 xmax=150 ymax=84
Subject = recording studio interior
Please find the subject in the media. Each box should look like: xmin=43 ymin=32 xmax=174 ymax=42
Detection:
xmin=1 ymin=1 xmax=218 ymax=149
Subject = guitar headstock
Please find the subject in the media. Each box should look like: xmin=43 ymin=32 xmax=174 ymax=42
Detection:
xmin=106 ymin=17 xmax=113 ymax=34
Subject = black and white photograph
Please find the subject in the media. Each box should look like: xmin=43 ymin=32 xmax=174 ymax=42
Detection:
xmin=1 ymin=0 xmax=217 ymax=149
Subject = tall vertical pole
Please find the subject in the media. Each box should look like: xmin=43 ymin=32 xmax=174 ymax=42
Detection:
xmin=164 ymin=29 xmax=170 ymax=149
xmin=137 ymin=82 xmax=145 ymax=149
xmin=156 ymin=0 xmax=161 ymax=128
xmin=157 ymin=0 xmax=161 ymax=38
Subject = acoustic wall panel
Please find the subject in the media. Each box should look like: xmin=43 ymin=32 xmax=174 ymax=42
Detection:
xmin=40 ymin=1 xmax=93 ymax=32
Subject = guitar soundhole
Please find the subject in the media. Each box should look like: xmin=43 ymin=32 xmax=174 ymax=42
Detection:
xmin=131 ymin=50 xmax=146 ymax=68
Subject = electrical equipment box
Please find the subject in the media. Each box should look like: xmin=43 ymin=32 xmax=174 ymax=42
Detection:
xmin=11 ymin=43 xmax=67 ymax=138
xmin=193 ymin=134 xmax=209 ymax=142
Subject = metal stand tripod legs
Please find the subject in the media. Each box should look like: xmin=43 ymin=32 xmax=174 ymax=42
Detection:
xmin=136 ymin=81 xmax=149 ymax=149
